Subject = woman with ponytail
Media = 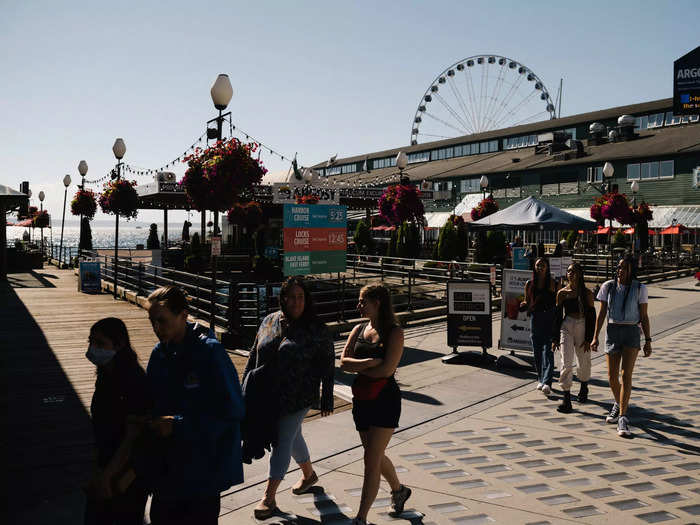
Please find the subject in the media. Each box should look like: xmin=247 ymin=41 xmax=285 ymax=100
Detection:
xmin=341 ymin=284 xmax=410 ymax=525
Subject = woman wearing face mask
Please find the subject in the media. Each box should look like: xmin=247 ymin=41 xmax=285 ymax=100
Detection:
xmin=245 ymin=276 xmax=335 ymax=519
xmin=84 ymin=317 xmax=152 ymax=525
xmin=341 ymin=284 xmax=410 ymax=525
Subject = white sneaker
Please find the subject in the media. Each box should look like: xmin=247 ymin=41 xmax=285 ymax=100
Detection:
xmin=541 ymin=385 xmax=552 ymax=396
xmin=536 ymin=382 xmax=543 ymax=391
xmin=617 ymin=416 xmax=631 ymax=437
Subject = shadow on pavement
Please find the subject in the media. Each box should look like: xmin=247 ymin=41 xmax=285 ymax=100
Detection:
xmin=401 ymin=390 xmax=443 ymax=406
xmin=0 ymin=280 xmax=93 ymax=524
xmin=6 ymin=270 xmax=58 ymax=288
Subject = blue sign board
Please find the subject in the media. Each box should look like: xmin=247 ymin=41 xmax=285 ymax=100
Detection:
xmin=283 ymin=204 xmax=346 ymax=228
xmin=79 ymin=261 xmax=102 ymax=293
xmin=512 ymin=247 xmax=529 ymax=270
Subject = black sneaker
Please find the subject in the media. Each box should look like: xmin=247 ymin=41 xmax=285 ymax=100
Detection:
xmin=606 ymin=402 xmax=620 ymax=424
xmin=390 ymin=485 xmax=412 ymax=515
xmin=577 ymin=382 xmax=588 ymax=403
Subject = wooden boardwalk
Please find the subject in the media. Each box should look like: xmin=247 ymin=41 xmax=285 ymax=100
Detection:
xmin=1 ymin=268 xmax=162 ymax=522
xmin=1 ymin=267 xmax=349 ymax=524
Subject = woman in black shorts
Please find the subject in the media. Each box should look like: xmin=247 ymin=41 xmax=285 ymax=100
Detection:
xmin=341 ymin=284 xmax=411 ymax=525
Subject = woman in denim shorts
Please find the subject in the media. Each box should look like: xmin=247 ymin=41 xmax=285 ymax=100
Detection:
xmin=591 ymin=255 xmax=652 ymax=437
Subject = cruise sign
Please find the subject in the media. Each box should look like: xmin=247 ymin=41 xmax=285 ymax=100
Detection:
xmin=283 ymin=204 xmax=347 ymax=276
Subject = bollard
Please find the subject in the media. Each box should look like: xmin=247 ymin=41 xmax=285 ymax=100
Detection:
xmin=407 ymin=269 xmax=413 ymax=311
xmin=137 ymin=263 xmax=144 ymax=297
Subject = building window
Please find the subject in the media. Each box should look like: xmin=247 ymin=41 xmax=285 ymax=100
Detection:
xmin=659 ymin=160 xmax=674 ymax=179
xmin=341 ymin=164 xmax=356 ymax=174
xmin=454 ymin=145 xmax=463 ymax=157
xmin=627 ymin=163 xmax=640 ymax=181
xmin=489 ymin=139 xmax=498 ymax=152
xmin=327 ymin=166 xmax=341 ymax=176
xmin=460 ymin=178 xmax=480 ymax=194
xmin=587 ymin=166 xmax=604 ymax=183
xmin=408 ymin=151 xmax=429 ymax=164
xmin=470 ymin=143 xmax=479 ymax=155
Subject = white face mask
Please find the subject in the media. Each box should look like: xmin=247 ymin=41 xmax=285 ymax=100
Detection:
xmin=86 ymin=346 xmax=117 ymax=367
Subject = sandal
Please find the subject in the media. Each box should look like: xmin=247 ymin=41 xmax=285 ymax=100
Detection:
xmin=292 ymin=471 xmax=318 ymax=495
xmin=253 ymin=499 xmax=278 ymax=520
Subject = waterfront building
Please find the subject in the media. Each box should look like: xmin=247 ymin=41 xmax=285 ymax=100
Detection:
xmin=312 ymin=98 xmax=700 ymax=246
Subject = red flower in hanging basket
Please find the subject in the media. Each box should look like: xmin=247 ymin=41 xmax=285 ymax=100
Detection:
xmin=32 ymin=210 xmax=50 ymax=229
xmin=470 ymin=195 xmax=499 ymax=221
xmin=590 ymin=192 xmax=639 ymax=226
xmin=181 ymin=138 xmax=267 ymax=212
xmin=296 ymin=194 xmax=320 ymax=205
xmin=378 ymin=184 xmax=425 ymax=226
xmin=227 ymin=201 xmax=265 ymax=228
xmin=70 ymin=189 xmax=97 ymax=220
xmin=99 ymin=179 xmax=139 ymax=220
xmin=635 ymin=201 xmax=653 ymax=222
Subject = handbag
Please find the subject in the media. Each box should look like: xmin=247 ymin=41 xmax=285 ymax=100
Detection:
xmin=352 ymin=374 xmax=389 ymax=401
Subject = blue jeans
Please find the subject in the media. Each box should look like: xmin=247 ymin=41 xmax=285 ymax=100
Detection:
xmin=530 ymin=310 xmax=554 ymax=386
xmin=269 ymin=407 xmax=311 ymax=480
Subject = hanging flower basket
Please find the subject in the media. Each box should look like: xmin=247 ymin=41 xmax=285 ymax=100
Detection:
xmin=227 ymin=201 xmax=264 ymax=228
xmin=32 ymin=210 xmax=50 ymax=229
xmin=70 ymin=189 xmax=98 ymax=220
xmin=296 ymin=194 xmax=319 ymax=205
xmin=99 ymin=179 xmax=139 ymax=220
xmin=590 ymin=192 xmax=637 ymax=226
xmin=634 ymin=201 xmax=653 ymax=222
xmin=470 ymin=195 xmax=499 ymax=221
xmin=181 ymin=138 xmax=267 ymax=212
xmin=378 ymin=184 xmax=425 ymax=226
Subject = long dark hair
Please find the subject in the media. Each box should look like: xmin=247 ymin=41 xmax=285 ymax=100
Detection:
xmin=279 ymin=276 xmax=319 ymax=326
xmin=360 ymin=283 xmax=398 ymax=344
xmin=568 ymin=262 xmax=587 ymax=311
xmin=90 ymin=317 xmax=140 ymax=372
xmin=528 ymin=257 xmax=551 ymax=307
xmin=615 ymin=253 xmax=638 ymax=311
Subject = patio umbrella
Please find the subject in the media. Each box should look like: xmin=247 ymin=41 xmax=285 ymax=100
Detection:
xmin=659 ymin=224 xmax=687 ymax=235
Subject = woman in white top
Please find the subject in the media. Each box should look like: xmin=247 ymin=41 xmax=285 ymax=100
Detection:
xmin=591 ymin=255 xmax=652 ymax=437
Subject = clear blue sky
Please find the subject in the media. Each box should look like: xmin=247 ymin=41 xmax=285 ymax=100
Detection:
xmin=2 ymin=0 xmax=697 ymax=223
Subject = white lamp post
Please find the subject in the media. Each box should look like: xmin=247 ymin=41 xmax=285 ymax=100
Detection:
xmin=602 ymin=162 xmax=615 ymax=278
xmin=38 ymin=191 xmax=45 ymax=256
xmin=59 ymin=175 xmax=71 ymax=267
xmin=112 ymin=138 xmax=126 ymax=299
xmin=480 ymin=175 xmax=489 ymax=199
xmin=78 ymin=160 xmax=88 ymax=258
xmin=208 ymin=74 xmax=233 ymax=238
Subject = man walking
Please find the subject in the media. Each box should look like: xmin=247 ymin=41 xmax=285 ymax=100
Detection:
xmin=146 ymin=286 xmax=245 ymax=524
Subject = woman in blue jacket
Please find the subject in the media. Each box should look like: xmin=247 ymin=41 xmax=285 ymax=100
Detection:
xmin=145 ymin=286 xmax=245 ymax=525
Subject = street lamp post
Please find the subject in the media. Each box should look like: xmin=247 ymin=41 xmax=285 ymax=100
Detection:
xmin=59 ymin=175 xmax=71 ymax=268
xmin=208 ymin=74 xmax=233 ymax=238
xmin=112 ymin=138 xmax=126 ymax=299
xmin=602 ymin=161 xmax=615 ymax=279
xmin=38 ymin=190 xmax=45 ymax=257
xmin=480 ymin=175 xmax=489 ymax=200
xmin=78 ymin=160 xmax=88 ymax=259
xmin=630 ymin=180 xmax=639 ymax=258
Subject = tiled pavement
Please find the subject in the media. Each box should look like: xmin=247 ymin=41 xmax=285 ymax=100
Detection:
xmin=221 ymin=320 xmax=700 ymax=525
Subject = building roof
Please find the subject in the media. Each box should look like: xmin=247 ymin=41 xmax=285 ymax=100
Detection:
xmin=0 ymin=184 xmax=29 ymax=207
xmin=324 ymin=122 xmax=700 ymax=185
xmin=312 ymin=98 xmax=674 ymax=168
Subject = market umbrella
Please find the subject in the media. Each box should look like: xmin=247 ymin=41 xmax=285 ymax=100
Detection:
xmin=469 ymin=196 xmax=597 ymax=231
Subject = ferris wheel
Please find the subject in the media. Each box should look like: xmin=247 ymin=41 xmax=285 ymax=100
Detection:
xmin=410 ymin=55 xmax=556 ymax=145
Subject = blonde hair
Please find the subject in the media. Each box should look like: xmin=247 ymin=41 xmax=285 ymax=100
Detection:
xmin=148 ymin=286 xmax=188 ymax=314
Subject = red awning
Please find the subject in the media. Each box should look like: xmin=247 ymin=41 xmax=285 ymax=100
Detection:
xmin=624 ymin=227 xmax=656 ymax=235
xmin=371 ymin=225 xmax=396 ymax=231
xmin=6 ymin=219 xmax=33 ymax=227
xmin=659 ymin=224 xmax=687 ymax=235
xmin=596 ymin=226 xmax=612 ymax=235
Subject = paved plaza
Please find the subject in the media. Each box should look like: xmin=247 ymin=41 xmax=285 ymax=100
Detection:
xmin=2 ymin=270 xmax=699 ymax=524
